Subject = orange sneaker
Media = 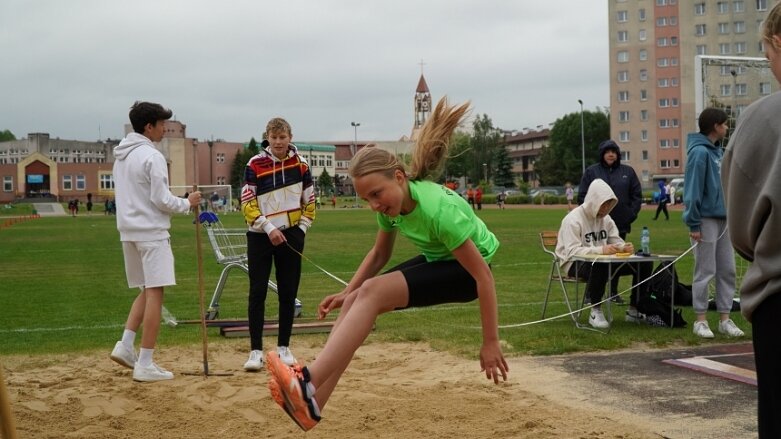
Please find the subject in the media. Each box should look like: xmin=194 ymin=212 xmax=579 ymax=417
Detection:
xmin=266 ymin=351 xmax=320 ymax=431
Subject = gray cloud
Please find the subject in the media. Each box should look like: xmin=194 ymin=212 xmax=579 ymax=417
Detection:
xmin=1 ymin=0 xmax=608 ymax=143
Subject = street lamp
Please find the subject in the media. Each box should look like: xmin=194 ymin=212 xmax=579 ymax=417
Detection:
xmin=351 ymin=122 xmax=360 ymax=206
xmin=578 ymin=99 xmax=585 ymax=174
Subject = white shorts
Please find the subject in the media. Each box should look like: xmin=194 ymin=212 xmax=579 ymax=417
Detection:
xmin=122 ymin=239 xmax=177 ymax=289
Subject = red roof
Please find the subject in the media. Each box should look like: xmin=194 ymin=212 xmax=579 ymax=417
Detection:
xmin=416 ymin=74 xmax=429 ymax=93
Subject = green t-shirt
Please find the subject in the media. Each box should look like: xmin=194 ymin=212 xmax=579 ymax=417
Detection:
xmin=377 ymin=180 xmax=499 ymax=262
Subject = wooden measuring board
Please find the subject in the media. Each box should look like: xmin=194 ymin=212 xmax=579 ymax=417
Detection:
xmin=218 ymin=319 xmax=337 ymax=338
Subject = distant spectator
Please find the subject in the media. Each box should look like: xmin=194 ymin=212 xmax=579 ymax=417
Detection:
xmin=475 ymin=187 xmax=483 ymax=210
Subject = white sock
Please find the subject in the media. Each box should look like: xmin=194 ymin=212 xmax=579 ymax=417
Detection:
xmin=121 ymin=329 xmax=136 ymax=349
xmin=306 ymin=381 xmax=316 ymax=399
xmin=310 ymin=396 xmax=321 ymax=417
xmin=138 ymin=348 xmax=154 ymax=367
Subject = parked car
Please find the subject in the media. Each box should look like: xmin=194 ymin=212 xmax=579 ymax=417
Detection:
xmin=530 ymin=188 xmax=559 ymax=198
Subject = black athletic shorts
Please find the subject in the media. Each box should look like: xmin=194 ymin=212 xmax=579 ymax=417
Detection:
xmin=384 ymin=255 xmax=482 ymax=309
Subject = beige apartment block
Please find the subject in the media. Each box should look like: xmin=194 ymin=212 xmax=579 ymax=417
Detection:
xmin=608 ymin=0 xmax=776 ymax=188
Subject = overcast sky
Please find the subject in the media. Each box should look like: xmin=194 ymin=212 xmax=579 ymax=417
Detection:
xmin=1 ymin=0 xmax=609 ymax=144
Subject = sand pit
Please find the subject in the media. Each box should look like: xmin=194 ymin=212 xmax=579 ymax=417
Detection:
xmin=4 ymin=340 xmax=667 ymax=438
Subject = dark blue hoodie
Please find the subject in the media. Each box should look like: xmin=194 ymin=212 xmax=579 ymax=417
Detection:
xmin=577 ymin=140 xmax=642 ymax=234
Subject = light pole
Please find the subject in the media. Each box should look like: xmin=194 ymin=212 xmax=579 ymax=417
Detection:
xmin=578 ymin=99 xmax=585 ymax=174
xmin=351 ymin=122 xmax=360 ymax=206
xmin=482 ymin=163 xmax=488 ymax=183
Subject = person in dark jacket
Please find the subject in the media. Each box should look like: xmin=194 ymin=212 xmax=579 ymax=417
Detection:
xmin=578 ymin=139 xmax=643 ymax=304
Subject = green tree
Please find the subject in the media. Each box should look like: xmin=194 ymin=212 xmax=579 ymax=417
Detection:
xmin=317 ymin=168 xmax=333 ymax=194
xmin=230 ymin=138 xmax=260 ymax=198
xmin=492 ymin=145 xmax=515 ymax=188
xmin=470 ymin=114 xmax=502 ymax=184
xmin=0 ymin=130 xmax=15 ymax=142
xmin=443 ymin=131 xmax=471 ymax=182
xmin=535 ymin=109 xmax=610 ymax=186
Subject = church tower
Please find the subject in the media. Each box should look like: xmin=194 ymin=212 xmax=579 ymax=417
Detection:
xmin=411 ymin=74 xmax=431 ymax=141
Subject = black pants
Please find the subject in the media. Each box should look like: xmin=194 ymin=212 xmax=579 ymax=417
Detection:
xmin=246 ymin=228 xmax=305 ymax=351
xmin=654 ymin=200 xmax=669 ymax=220
xmin=753 ymin=292 xmax=781 ymax=438
xmin=609 ymin=231 xmax=628 ymax=296
xmin=569 ymin=259 xmax=652 ymax=306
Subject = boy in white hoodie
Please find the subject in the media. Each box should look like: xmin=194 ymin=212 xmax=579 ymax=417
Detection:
xmin=556 ymin=179 xmax=651 ymax=329
xmin=109 ymin=101 xmax=201 ymax=382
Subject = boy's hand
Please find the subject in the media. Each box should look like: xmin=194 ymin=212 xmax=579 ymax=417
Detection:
xmin=268 ymin=228 xmax=286 ymax=246
xmin=187 ymin=191 xmax=202 ymax=207
xmin=480 ymin=341 xmax=509 ymax=384
xmin=622 ymin=242 xmax=634 ymax=253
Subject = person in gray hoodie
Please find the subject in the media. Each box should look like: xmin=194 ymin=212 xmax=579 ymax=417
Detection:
xmin=722 ymin=3 xmax=781 ymax=435
xmin=109 ymin=101 xmax=202 ymax=382
xmin=683 ymin=108 xmax=744 ymax=339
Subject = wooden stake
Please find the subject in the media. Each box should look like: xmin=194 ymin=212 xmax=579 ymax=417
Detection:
xmin=193 ymin=185 xmax=209 ymax=376
xmin=0 ymin=363 xmax=18 ymax=439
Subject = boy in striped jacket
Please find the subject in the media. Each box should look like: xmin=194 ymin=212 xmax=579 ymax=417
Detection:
xmin=240 ymin=117 xmax=316 ymax=371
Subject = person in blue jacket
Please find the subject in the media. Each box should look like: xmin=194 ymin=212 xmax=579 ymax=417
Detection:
xmin=653 ymin=178 xmax=669 ymax=220
xmin=578 ymin=139 xmax=642 ymax=304
xmin=684 ymin=107 xmax=744 ymax=339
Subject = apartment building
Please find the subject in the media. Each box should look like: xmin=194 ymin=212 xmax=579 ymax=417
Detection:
xmin=608 ymin=0 xmax=775 ymax=187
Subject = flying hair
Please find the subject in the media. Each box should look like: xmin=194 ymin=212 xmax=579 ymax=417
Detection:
xmin=348 ymin=97 xmax=470 ymax=181
xmin=763 ymin=1 xmax=781 ymax=43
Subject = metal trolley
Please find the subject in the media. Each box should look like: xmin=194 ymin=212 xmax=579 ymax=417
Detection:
xmin=198 ymin=212 xmax=302 ymax=320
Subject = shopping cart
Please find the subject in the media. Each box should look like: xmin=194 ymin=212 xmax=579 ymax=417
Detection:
xmin=198 ymin=212 xmax=302 ymax=320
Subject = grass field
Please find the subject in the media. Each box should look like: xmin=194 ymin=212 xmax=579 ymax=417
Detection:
xmin=0 ymin=205 xmax=750 ymax=359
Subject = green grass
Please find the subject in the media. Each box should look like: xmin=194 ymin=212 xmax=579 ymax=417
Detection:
xmin=0 ymin=205 xmax=750 ymax=359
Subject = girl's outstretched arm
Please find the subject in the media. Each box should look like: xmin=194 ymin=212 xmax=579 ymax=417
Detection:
xmin=318 ymin=229 xmax=397 ymax=319
xmin=452 ymin=240 xmax=509 ymax=384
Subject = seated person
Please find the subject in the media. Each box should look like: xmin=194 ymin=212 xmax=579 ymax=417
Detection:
xmin=555 ymin=178 xmax=652 ymax=329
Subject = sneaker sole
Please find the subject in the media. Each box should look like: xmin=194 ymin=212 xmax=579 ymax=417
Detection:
xmin=132 ymin=373 xmax=174 ymax=382
xmin=266 ymin=352 xmax=319 ymax=431
xmin=268 ymin=378 xmax=313 ymax=431
xmin=110 ymin=346 xmax=135 ymax=369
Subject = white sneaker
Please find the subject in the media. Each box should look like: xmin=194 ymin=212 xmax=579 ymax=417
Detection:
xmin=243 ymin=350 xmax=264 ymax=371
xmin=693 ymin=321 xmax=715 ymax=338
xmin=276 ymin=346 xmax=297 ymax=366
xmin=718 ymin=319 xmax=745 ymax=337
xmin=589 ymin=309 xmax=610 ymax=329
xmin=133 ymin=362 xmax=174 ymax=382
xmin=110 ymin=341 xmax=137 ymax=369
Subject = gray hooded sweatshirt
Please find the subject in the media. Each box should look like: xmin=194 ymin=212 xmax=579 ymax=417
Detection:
xmin=722 ymin=92 xmax=781 ymax=322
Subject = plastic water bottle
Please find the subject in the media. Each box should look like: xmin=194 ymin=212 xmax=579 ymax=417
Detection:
xmin=641 ymin=226 xmax=650 ymax=256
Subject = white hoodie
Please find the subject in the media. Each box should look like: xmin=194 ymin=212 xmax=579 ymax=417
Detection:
xmin=555 ymin=178 xmax=624 ymax=273
xmin=113 ymin=132 xmax=190 ymax=241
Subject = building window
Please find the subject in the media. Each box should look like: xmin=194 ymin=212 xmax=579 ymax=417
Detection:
xmin=671 ymin=57 xmax=679 ymax=66
xmin=640 ymin=110 xmax=649 ymax=121
xmin=640 ymin=69 xmax=648 ymax=81
xmin=695 ymin=3 xmax=706 ymax=15
xmin=735 ymin=21 xmax=746 ymax=33
xmin=735 ymin=41 xmax=747 ymax=53
xmin=618 ymin=71 xmax=629 ymax=82
xmin=672 ymin=98 xmax=679 ymax=107
xmin=671 ymin=78 xmax=679 ymax=86
xmin=621 ymin=151 xmax=631 ymax=161
xmin=659 ymin=98 xmax=670 ymax=108
xmin=660 ymin=119 xmax=670 ymax=128
xmin=717 ymin=1 xmax=729 ymax=13
xmin=63 ymin=175 xmax=72 ymax=191
xmin=99 ymin=173 xmax=114 ymax=190
xmin=657 ymin=37 xmax=668 ymax=47
xmin=657 ymin=58 xmax=669 ymax=67
xmin=697 ymin=44 xmax=708 ymax=55
xmin=660 ymin=139 xmax=671 ymax=148
xmin=619 ymin=131 xmax=630 ymax=142
xmin=658 ymin=78 xmax=670 ymax=87
xmin=660 ymin=160 xmax=671 ymax=169
xmin=670 ymin=16 xmax=678 ymax=25
xmin=736 ymin=83 xmax=748 ymax=95
xmin=3 ymin=176 xmax=11 ymax=192
xmin=617 ymin=51 xmax=629 ymax=63
xmin=719 ymin=22 xmax=730 ymax=34
xmin=657 ymin=0 xmax=667 ymax=5
xmin=639 ymin=8 xmax=646 ymax=21
xmin=76 ymin=175 xmax=85 ymax=191
xmin=639 ymin=29 xmax=647 ymax=41
xmin=618 ymin=31 xmax=629 ymax=42
xmin=673 ymin=159 xmax=680 ymax=168
xmin=719 ymin=43 xmax=731 ymax=54
xmin=617 ymin=10 xmax=628 ymax=22
xmin=734 ymin=0 xmax=746 ymax=12
xmin=671 ymin=36 xmax=678 ymax=46
xmin=642 ymin=150 xmax=649 ymax=160
xmin=696 ymin=24 xmax=707 ymax=36
xmin=618 ymin=90 xmax=630 ymax=102
xmin=619 ymin=111 xmax=630 ymax=122
xmin=671 ymin=119 xmax=680 ymax=127
xmin=640 ymin=89 xmax=648 ymax=100
xmin=757 ymin=0 xmax=767 ymax=11
xmin=657 ymin=17 xmax=668 ymax=27
xmin=760 ymin=82 xmax=772 ymax=95
xmin=640 ymin=49 xmax=648 ymax=61
xmin=641 ymin=130 xmax=649 ymax=141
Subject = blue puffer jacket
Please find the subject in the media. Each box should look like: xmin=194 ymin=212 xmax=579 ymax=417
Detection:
xmin=578 ymin=140 xmax=642 ymax=234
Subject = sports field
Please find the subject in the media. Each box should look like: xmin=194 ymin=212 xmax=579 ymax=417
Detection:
xmin=0 ymin=204 xmax=752 ymax=438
